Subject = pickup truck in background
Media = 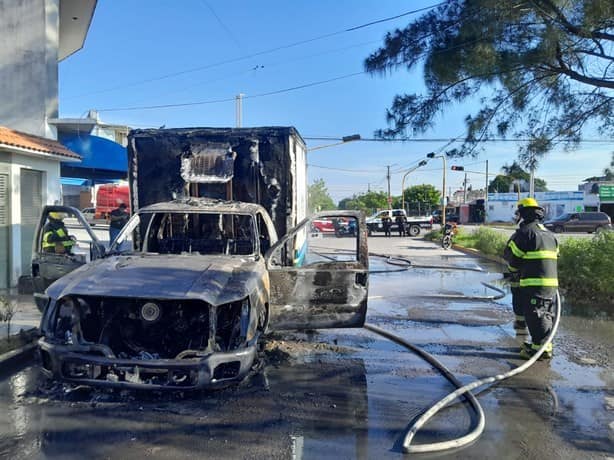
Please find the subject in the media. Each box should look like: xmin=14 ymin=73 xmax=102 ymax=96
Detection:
xmin=31 ymin=127 xmax=370 ymax=390
xmin=366 ymin=209 xmax=433 ymax=236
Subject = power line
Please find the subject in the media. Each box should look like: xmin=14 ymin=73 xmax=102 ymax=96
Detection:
xmin=303 ymin=136 xmax=614 ymax=143
xmin=65 ymin=2 xmax=445 ymax=100
xmin=307 ymin=163 xmax=375 ymax=173
xmin=345 ymin=2 xmax=447 ymax=31
xmin=198 ymin=0 xmax=244 ymax=53
xmin=97 ymin=71 xmax=365 ymax=112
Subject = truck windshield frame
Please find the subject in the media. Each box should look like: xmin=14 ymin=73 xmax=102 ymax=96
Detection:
xmin=114 ymin=210 xmax=258 ymax=257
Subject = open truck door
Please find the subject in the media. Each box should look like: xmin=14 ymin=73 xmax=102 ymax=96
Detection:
xmin=32 ymin=205 xmax=105 ymax=294
xmin=265 ymin=211 xmax=368 ymax=331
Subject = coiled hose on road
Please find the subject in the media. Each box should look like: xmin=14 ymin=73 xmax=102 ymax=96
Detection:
xmin=364 ymin=252 xmax=561 ymax=454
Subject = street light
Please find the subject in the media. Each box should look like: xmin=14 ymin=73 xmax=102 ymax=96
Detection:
xmin=307 ymin=134 xmax=361 ymax=152
xmin=426 ymin=152 xmax=447 ymax=228
xmin=401 ymin=160 xmax=428 ymax=213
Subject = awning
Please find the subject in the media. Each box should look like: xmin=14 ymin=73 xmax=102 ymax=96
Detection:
xmin=61 ymin=177 xmax=89 ymax=186
xmin=60 ymin=134 xmax=127 ymax=180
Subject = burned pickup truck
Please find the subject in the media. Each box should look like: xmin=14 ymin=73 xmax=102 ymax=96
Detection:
xmin=32 ymin=127 xmax=369 ymax=389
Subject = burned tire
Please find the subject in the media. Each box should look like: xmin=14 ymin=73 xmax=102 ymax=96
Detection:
xmin=408 ymin=224 xmax=421 ymax=237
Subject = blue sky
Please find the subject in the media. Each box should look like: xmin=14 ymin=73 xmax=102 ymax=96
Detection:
xmin=59 ymin=0 xmax=613 ymax=202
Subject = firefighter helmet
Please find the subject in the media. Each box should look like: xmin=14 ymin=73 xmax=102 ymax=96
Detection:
xmin=517 ymin=197 xmax=541 ymax=209
xmin=48 ymin=212 xmax=65 ymax=220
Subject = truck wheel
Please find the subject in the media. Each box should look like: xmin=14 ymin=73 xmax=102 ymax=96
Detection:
xmin=408 ymin=225 xmax=420 ymax=237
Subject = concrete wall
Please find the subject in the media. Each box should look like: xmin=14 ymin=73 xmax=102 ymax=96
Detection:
xmin=0 ymin=149 xmax=61 ymax=287
xmin=0 ymin=0 xmax=59 ymax=138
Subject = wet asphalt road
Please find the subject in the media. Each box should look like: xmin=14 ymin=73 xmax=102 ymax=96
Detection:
xmin=1 ymin=236 xmax=612 ymax=459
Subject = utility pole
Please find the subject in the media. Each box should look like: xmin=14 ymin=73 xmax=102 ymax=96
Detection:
xmin=529 ymin=167 xmax=535 ymax=197
xmin=386 ymin=165 xmax=392 ymax=209
xmin=484 ymin=159 xmax=489 ymax=223
xmin=235 ymin=93 xmax=244 ymax=127
xmin=426 ymin=152 xmax=447 ymax=228
xmin=463 ymin=172 xmax=468 ymax=203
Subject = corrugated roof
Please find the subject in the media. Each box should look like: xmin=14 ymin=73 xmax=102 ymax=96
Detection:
xmin=0 ymin=126 xmax=81 ymax=160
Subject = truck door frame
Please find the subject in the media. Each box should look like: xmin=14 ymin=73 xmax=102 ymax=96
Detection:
xmin=32 ymin=205 xmax=105 ymax=293
xmin=264 ymin=210 xmax=369 ymax=331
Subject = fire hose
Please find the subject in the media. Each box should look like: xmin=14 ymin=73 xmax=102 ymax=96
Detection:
xmin=365 ymin=253 xmax=561 ymax=454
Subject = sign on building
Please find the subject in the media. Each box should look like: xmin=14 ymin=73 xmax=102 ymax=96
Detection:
xmin=599 ymin=185 xmax=614 ymax=202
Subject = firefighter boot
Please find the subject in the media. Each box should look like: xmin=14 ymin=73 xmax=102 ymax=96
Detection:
xmin=520 ymin=341 xmax=553 ymax=360
xmin=513 ymin=315 xmax=527 ymax=331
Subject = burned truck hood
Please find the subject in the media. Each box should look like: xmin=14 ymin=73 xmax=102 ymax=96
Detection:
xmin=46 ymin=254 xmax=265 ymax=306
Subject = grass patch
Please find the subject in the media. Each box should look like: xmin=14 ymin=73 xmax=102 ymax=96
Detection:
xmin=558 ymin=231 xmax=614 ymax=305
xmin=426 ymin=227 xmax=507 ymax=258
xmin=439 ymin=227 xmax=613 ymax=306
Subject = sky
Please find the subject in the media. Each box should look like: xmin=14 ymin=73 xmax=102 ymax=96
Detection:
xmin=59 ymin=0 xmax=613 ymax=202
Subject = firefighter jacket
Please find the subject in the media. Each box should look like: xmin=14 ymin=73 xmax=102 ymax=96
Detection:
xmin=42 ymin=221 xmax=74 ymax=253
xmin=503 ymin=220 xmax=558 ymax=291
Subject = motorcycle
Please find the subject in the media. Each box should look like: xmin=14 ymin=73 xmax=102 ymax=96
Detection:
xmin=441 ymin=223 xmax=457 ymax=249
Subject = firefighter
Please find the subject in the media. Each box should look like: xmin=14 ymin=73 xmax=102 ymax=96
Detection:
xmin=504 ymin=210 xmax=525 ymax=332
xmin=42 ymin=212 xmax=75 ymax=254
xmin=503 ymin=198 xmax=558 ymax=360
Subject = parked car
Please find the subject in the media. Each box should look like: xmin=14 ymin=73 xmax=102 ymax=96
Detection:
xmin=311 ymin=218 xmax=335 ymax=233
xmin=544 ymin=212 xmax=612 ymax=233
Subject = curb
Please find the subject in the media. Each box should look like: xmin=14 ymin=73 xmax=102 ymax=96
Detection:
xmin=0 ymin=329 xmax=39 ymax=373
xmin=452 ymin=244 xmax=507 ymax=266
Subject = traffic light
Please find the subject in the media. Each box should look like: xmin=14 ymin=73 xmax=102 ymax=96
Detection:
xmin=451 ymin=165 xmax=464 ymax=171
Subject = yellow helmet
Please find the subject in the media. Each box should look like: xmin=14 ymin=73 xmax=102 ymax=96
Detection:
xmin=517 ymin=197 xmax=540 ymax=209
xmin=48 ymin=212 xmax=65 ymax=220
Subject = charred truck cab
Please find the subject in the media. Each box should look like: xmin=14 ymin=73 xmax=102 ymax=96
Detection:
xmin=33 ymin=127 xmax=369 ymax=390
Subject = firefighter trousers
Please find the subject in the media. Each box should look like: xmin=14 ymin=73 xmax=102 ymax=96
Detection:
xmin=521 ymin=287 xmax=556 ymax=345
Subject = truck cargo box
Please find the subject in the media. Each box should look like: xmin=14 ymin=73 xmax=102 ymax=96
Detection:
xmin=127 ymin=127 xmax=307 ymax=239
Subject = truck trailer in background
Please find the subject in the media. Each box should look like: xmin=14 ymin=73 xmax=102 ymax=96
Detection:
xmin=94 ymin=183 xmax=130 ymax=219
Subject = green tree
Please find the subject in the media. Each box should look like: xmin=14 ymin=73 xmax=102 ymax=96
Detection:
xmin=338 ymin=191 xmax=388 ymax=213
xmin=365 ymin=1 xmax=614 ymax=166
xmin=401 ymin=184 xmax=441 ymax=208
xmin=488 ymin=161 xmax=548 ymax=192
xmin=308 ymin=179 xmax=336 ymax=213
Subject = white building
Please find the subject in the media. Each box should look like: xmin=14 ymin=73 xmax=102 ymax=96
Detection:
xmin=0 ymin=127 xmax=81 ymax=289
xmin=486 ymin=191 xmax=584 ymax=223
xmin=0 ymin=0 xmax=96 ymax=289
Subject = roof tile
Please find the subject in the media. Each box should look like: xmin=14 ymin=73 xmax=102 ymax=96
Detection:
xmin=0 ymin=126 xmax=81 ymax=160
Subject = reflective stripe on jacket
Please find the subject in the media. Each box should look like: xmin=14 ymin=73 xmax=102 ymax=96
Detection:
xmin=42 ymin=226 xmax=74 ymax=250
xmin=503 ymin=221 xmax=558 ymax=290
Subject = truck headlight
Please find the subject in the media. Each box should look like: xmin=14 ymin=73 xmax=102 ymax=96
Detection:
xmin=54 ymin=297 xmax=77 ymax=343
